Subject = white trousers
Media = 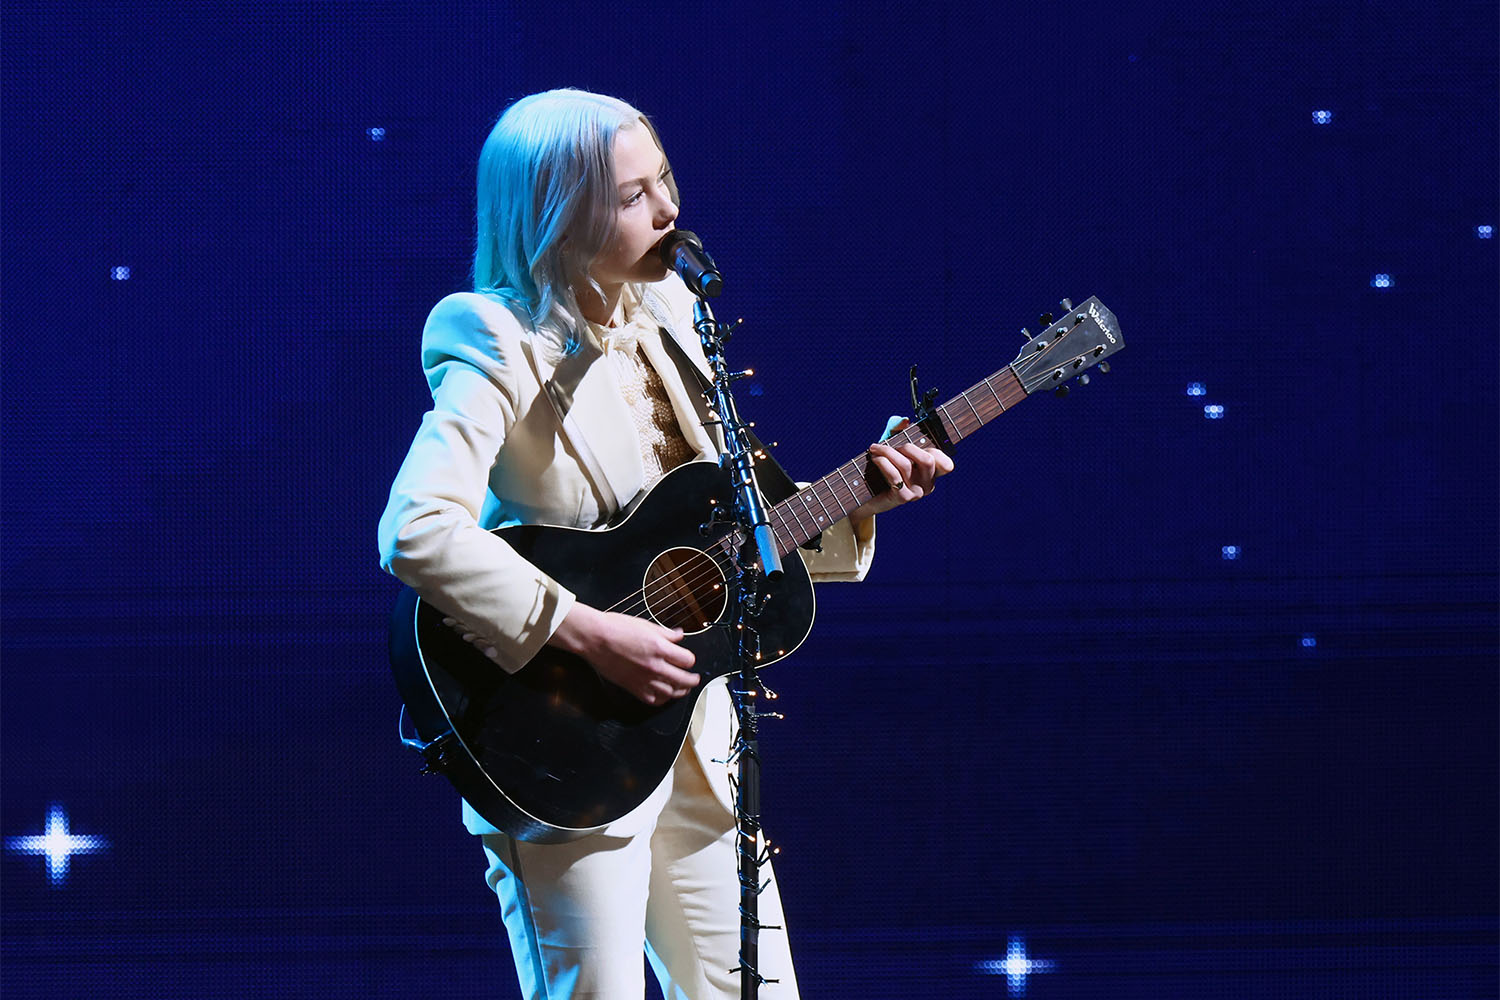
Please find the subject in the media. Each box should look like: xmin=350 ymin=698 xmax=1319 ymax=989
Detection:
xmin=480 ymin=746 xmax=801 ymax=1000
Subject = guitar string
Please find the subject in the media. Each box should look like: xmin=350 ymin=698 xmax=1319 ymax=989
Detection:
xmin=595 ymin=376 xmax=1032 ymax=625
xmin=598 ymin=438 xmax=942 ymax=621
xmin=601 ymin=457 xmax=883 ymax=621
xmin=596 ymin=466 xmax=872 ymax=620
xmin=595 ymin=464 xmax=874 ymax=625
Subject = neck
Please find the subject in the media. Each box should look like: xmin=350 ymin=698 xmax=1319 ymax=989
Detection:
xmin=577 ymin=281 xmax=623 ymax=326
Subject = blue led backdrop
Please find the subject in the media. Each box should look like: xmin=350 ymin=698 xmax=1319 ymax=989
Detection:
xmin=2 ymin=2 xmax=1495 ymax=998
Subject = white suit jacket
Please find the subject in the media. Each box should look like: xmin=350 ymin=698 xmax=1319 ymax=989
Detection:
xmin=379 ymin=275 xmax=874 ymax=833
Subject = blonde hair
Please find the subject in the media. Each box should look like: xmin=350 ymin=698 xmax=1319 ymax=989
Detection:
xmin=473 ymin=89 xmax=677 ymax=350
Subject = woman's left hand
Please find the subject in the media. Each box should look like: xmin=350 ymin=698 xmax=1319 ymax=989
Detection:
xmin=850 ymin=418 xmax=955 ymax=524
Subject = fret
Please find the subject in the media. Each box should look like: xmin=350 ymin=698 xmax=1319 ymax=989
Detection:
xmin=958 ymin=391 xmax=983 ymax=436
xmin=808 ymin=481 xmax=836 ymax=528
xmin=833 ymin=461 xmax=864 ymax=509
xmin=937 ymin=402 xmax=963 ymax=442
xmin=847 ymin=459 xmax=875 ymax=508
xmin=794 ymin=492 xmax=820 ymax=537
xmin=769 ymin=507 xmax=791 ymax=545
xmin=780 ymin=493 xmax=812 ymax=539
xmin=982 ymin=374 xmax=1007 ymax=413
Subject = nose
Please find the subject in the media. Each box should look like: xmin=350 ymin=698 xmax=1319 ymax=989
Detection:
xmin=655 ymin=192 xmax=678 ymax=228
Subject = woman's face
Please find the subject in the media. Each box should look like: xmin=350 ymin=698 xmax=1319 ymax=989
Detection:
xmin=587 ymin=123 xmax=678 ymax=291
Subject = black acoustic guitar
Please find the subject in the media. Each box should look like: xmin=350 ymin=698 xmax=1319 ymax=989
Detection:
xmin=390 ymin=297 xmax=1124 ymax=842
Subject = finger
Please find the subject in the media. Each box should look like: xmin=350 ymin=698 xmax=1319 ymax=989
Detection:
xmin=653 ymin=625 xmax=697 ymax=666
xmin=647 ymin=678 xmax=692 ymax=702
xmin=867 ymin=452 xmax=909 ymax=493
xmin=652 ymin=652 xmax=700 ymax=685
xmin=897 ymin=443 xmax=937 ymax=484
xmin=657 ymin=639 xmax=697 ymax=671
xmin=870 ymin=444 xmax=914 ymax=483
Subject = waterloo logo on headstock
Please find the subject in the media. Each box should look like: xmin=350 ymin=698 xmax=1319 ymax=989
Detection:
xmin=1009 ymin=296 xmax=1125 ymax=396
xmin=1088 ymin=300 xmax=1118 ymax=343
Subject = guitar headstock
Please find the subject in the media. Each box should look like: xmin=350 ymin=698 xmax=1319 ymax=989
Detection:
xmin=1008 ymin=296 xmax=1124 ymax=396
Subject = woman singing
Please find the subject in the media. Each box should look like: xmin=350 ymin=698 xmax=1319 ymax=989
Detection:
xmin=378 ymin=88 xmax=951 ymax=999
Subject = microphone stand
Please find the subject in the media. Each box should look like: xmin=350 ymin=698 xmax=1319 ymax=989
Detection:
xmin=693 ymin=296 xmax=782 ymax=999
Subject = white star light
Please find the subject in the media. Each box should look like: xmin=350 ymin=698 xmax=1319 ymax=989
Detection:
xmin=6 ymin=804 xmax=108 ymax=886
xmin=977 ymin=935 xmax=1056 ymax=996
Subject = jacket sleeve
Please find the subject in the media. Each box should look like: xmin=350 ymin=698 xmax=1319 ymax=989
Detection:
xmin=377 ymin=294 xmax=576 ymax=674
xmin=800 ymin=513 xmax=876 ymax=582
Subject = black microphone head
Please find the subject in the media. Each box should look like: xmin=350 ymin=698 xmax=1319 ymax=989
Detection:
xmin=657 ymin=229 xmax=722 ymax=298
xmin=655 ymin=229 xmax=702 ymax=265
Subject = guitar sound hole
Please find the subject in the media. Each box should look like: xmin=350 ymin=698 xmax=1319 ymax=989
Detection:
xmin=642 ymin=547 xmax=727 ymax=634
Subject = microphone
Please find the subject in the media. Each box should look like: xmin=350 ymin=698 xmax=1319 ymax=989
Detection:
xmin=657 ymin=230 xmax=723 ymax=298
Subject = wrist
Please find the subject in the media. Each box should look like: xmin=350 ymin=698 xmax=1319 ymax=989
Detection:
xmin=549 ymin=602 xmax=601 ymax=656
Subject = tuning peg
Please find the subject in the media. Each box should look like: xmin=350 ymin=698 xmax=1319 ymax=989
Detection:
xmin=1098 ymin=362 xmax=1111 ymax=374
xmin=1060 ymin=297 xmax=1074 ymax=310
xmin=1053 ymin=385 xmax=1070 ymax=399
xmin=1038 ymin=312 xmax=1055 ymax=328
xmin=1078 ymin=373 xmax=1090 ymax=386
xmin=1019 ymin=327 xmax=1031 ymax=340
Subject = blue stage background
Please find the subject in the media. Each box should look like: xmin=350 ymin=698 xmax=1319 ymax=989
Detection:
xmin=3 ymin=2 xmax=1495 ymax=997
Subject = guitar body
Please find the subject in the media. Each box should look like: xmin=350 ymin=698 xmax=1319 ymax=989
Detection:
xmin=388 ymin=295 xmax=1125 ymax=843
xmin=389 ymin=460 xmax=815 ymax=843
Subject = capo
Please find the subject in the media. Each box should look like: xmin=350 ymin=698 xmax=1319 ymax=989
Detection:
xmin=908 ymin=364 xmax=956 ymax=456
xmin=908 ymin=365 xmax=939 ymax=421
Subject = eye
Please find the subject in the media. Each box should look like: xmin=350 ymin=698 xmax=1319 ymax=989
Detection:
xmin=623 ymin=189 xmax=644 ymax=207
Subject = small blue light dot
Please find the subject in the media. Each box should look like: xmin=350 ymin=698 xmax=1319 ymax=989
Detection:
xmin=110 ymin=266 xmax=131 ymax=280
xmin=1221 ymin=545 xmax=1240 ymax=560
xmin=1301 ymin=635 xmax=1317 ymax=648
xmin=1203 ymin=404 xmax=1224 ymax=419
xmin=1370 ymin=273 xmax=1393 ymax=288
xmin=1312 ymin=110 xmax=1333 ymax=125
xmin=1186 ymin=382 xmax=1206 ymax=397
xmin=1478 ymin=225 xmax=1494 ymax=239
xmin=367 ymin=127 xmax=386 ymax=141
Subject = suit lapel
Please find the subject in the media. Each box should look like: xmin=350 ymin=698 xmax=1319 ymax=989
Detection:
xmin=520 ymin=328 xmax=643 ymax=514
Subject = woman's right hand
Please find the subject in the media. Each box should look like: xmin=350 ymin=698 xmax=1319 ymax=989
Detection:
xmin=548 ymin=602 xmax=699 ymax=705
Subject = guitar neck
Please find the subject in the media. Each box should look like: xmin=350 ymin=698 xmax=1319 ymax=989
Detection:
xmin=768 ymin=365 xmax=1027 ymax=555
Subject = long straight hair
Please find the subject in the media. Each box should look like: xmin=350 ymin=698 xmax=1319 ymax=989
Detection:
xmin=473 ymin=89 xmax=678 ymax=352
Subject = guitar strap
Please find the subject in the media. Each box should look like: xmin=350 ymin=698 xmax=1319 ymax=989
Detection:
xmin=652 ymin=324 xmax=821 ymax=550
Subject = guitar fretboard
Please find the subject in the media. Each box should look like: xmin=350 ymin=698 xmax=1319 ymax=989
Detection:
xmin=768 ymin=365 xmax=1027 ymax=554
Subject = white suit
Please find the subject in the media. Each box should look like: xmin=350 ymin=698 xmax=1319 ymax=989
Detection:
xmin=379 ymin=275 xmax=874 ymax=998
